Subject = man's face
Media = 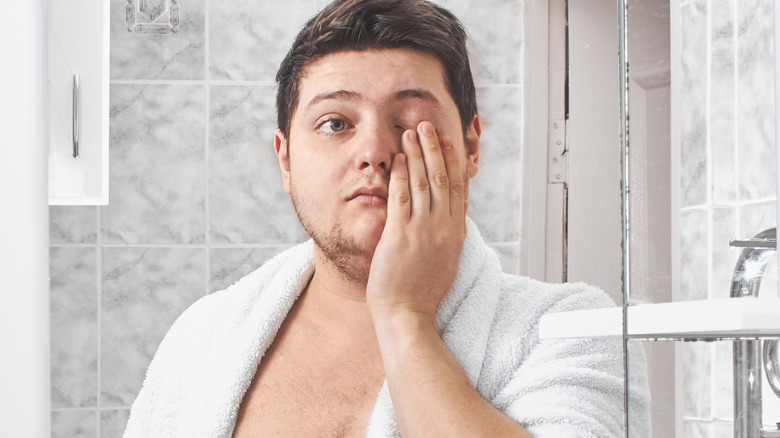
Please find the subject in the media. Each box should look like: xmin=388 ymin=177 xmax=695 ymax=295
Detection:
xmin=275 ymin=48 xmax=480 ymax=284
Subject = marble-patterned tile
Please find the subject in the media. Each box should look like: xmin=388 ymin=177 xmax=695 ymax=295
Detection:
xmin=711 ymin=421 xmax=734 ymax=438
xmin=103 ymin=84 xmax=206 ymax=244
xmin=312 ymin=0 xmax=332 ymax=9
xmin=50 ymin=206 xmax=98 ymax=244
xmin=208 ymin=85 xmax=308 ymax=245
xmin=680 ymin=0 xmax=708 ymax=208
xmin=682 ymin=342 xmax=712 ymax=420
xmin=682 ymin=419 xmax=713 ymax=438
xmin=209 ymin=246 xmax=293 ymax=292
xmin=710 ymin=0 xmax=737 ymax=203
xmin=468 ymin=85 xmax=523 ymax=243
xmin=52 ymin=409 xmax=97 ymax=438
xmin=739 ymin=201 xmax=776 ymax=239
xmin=282 ymin=0 xmax=522 ymax=86
xmin=437 ymin=0 xmax=524 ymax=85
xmin=488 ymin=242 xmax=520 ymax=275
xmin=710 ymin=0 xmax=735 ymax=79
xmin=50 ymin=247 xmax=98 ymax=408
xmin=101 ymin=247 xmax=206 ymax=407
xmin=736 ymin=0 xmax=776 ymax=201
xmin=100 ymin=409 xmax=131 ymax=438
xmin=680 ymin=208 xmax=709 ymax=301
xmin=110 ymin=0 xmax=206 ymax=79
xmin=711 ymin=341 xmax=733 ymax=421
xmin=711 ymin=206 xmax=738 ymax=299
xmin=209 ymin=0 xmax=317 ymax=82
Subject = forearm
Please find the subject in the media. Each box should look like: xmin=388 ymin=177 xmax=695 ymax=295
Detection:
xmin=372 ymin=310 xmax=532 ymax=438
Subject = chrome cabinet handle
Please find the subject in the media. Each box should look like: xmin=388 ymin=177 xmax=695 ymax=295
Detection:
xmin=72 ymin=73 xmax=79 ymax=158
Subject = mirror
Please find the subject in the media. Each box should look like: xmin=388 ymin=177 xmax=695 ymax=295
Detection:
xmin=624 ymin=0 xmax=779 ymax=436
xmin=49 ymin=0 xmax=534 ymax=435
xmin=46 ymin=0 xmax=778 ymax=436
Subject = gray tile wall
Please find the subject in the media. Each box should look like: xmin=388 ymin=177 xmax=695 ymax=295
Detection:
xmin=49 ymin=0 xmax=527 ymax=436
xmin=678 ymin=0 xmax=778 ymax=435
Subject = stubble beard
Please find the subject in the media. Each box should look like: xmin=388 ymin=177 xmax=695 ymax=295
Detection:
xmin=290 ymin=188 xmax=373 ymax=287
xmin=287 ymin=152 xmax=471 ymax=289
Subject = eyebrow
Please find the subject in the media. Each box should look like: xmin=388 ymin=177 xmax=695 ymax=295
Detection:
xmin=392 ymin=89 xmax=442 ymax=108
xmin=304 ymin=88 xmax=443 ymax=110
xmin=305 ymin=89 xmax=362 ymax=110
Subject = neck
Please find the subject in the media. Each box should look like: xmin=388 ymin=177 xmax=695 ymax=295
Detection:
xmin=311 ymin=243 xmax=372 ymax=302
xmin=295 ymin=244 xmax=376 ymax=346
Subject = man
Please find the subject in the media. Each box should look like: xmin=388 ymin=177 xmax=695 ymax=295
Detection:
xmin=125 ymin=0 xmax=650 ymax=437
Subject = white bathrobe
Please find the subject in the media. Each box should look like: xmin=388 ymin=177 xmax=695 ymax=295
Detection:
xmin=125 ymin=218 xmax=651 ymax=437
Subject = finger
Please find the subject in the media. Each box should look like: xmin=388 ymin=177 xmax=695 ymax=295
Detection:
xmin=440 ymin=135 xmax=466 ymax=221
xmin=387 ymin=153 xmax=411 ymax=225
xmin=402 ymin=128 xmax=431 ymax=217
xmin=416 ymin=121 xmax=450 ymax=217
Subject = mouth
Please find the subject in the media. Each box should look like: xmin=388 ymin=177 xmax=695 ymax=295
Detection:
xmin=348 ymin=186 xmax=389 ymax=206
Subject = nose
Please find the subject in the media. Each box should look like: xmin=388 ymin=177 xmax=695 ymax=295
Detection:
xmin=354 ymin=122 xmax=400 ymax=174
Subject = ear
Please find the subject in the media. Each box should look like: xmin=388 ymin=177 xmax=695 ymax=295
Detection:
xmin=275 ymin=129 xmax=292 ymax=194
xmin=465 ymin=114 xmax=481 ymax=178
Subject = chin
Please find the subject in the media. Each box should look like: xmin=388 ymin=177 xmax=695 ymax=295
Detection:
xmin=358 ymin=218 xmax=387 ymax=248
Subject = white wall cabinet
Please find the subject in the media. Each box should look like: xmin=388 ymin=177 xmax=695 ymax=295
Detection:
xmin=48 ymin=0 xmax=109 ymax=205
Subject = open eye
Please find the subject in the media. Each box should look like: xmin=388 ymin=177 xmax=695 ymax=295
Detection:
xmin=318 ymin=118 xmax=348 ymax=134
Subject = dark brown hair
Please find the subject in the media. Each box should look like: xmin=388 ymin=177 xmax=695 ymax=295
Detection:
xmin=275 ymin=0 xmax=477 ymax=140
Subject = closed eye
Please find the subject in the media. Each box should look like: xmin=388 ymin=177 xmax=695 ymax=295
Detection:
xmin=393 ymin=124 xmax=408 ymax=134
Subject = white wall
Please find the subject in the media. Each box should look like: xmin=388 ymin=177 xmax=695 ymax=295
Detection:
xmin=0 ymin=0 xmax=50 ymax=436
xmin=566 ymin=0 xmax=623 ymax=302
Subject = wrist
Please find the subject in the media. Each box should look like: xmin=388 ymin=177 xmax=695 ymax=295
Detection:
xmin=369 ymin=304 xmax=437 ymax=333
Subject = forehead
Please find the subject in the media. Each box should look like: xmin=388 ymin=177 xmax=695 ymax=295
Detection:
xmin=297 ymin=48 xmax=452 ymax=106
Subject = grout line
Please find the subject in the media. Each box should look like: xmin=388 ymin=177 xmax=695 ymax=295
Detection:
xmin=705 ymin=0 xmax=713 ymax=302
xmin=714 ymin=197 xmax=779 ymax=206
xmin=110 ymin=79 xmax=277 ymax=87
xmin=90 ymin=243 xmax=208 ymax=248
xmin=50 ymin=407 xmax=132 ymax=412
xmin=203 ymin=243 xmax=299 ymax=249
xmin=110 ymin=79 xmax=207 ymax=85
xmin=681 ymin=197 xmax=778 ymax=212
xmin=111 ymin=80 xmax=525 ymax=88
xmin=733 ymin=1 xmax=742 ymax=213
xmin=205 ymin=0 xmax=212 ymax=298
xmin=49 ymin=243 xmax=100 ymax=247
xmin=96 ymin=205 xmax=102 ymax=436
xmin=50 ymin=242 xmax=306 ymax=249
xmin=730 ymin=0 xmax=740 ymax=248
xmin=51 ymin=407 xmax=101 ymax=413
xmin=209 ymin=80 xmax=276 ymax=87
xmin=680 ymin=205 xmax=710 ymax=212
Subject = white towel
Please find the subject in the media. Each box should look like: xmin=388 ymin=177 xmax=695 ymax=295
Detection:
xmin=125 ymin=217 xmax=650 ymax=437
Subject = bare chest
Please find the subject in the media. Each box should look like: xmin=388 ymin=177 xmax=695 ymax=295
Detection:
xmin=232 ymin=323 xmax=384 ymax=437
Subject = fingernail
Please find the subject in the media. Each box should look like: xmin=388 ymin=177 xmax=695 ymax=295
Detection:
xmin=406 ymin=130 xmax=417 ymax=143
xmin=420 ymin=122 xmax=434 ymax=137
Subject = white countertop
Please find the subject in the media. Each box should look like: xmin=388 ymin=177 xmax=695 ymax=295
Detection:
xmin=538 ymin=297 xmax=780 ymax=340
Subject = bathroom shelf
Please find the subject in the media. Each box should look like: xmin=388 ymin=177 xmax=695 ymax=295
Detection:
xmin=539 ymin=298 xmax=780 ymax=341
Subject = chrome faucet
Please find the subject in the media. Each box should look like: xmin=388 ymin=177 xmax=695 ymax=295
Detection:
xmin=730 ymin=228 xmax=779 ymax=438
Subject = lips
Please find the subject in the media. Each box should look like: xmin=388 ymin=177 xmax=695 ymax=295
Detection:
xmin=348 ymin=186 xmax=389 ymax=205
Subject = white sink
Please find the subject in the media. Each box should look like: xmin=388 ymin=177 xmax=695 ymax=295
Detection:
xmin=539 ymin=297 xmax=780 ymax=340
